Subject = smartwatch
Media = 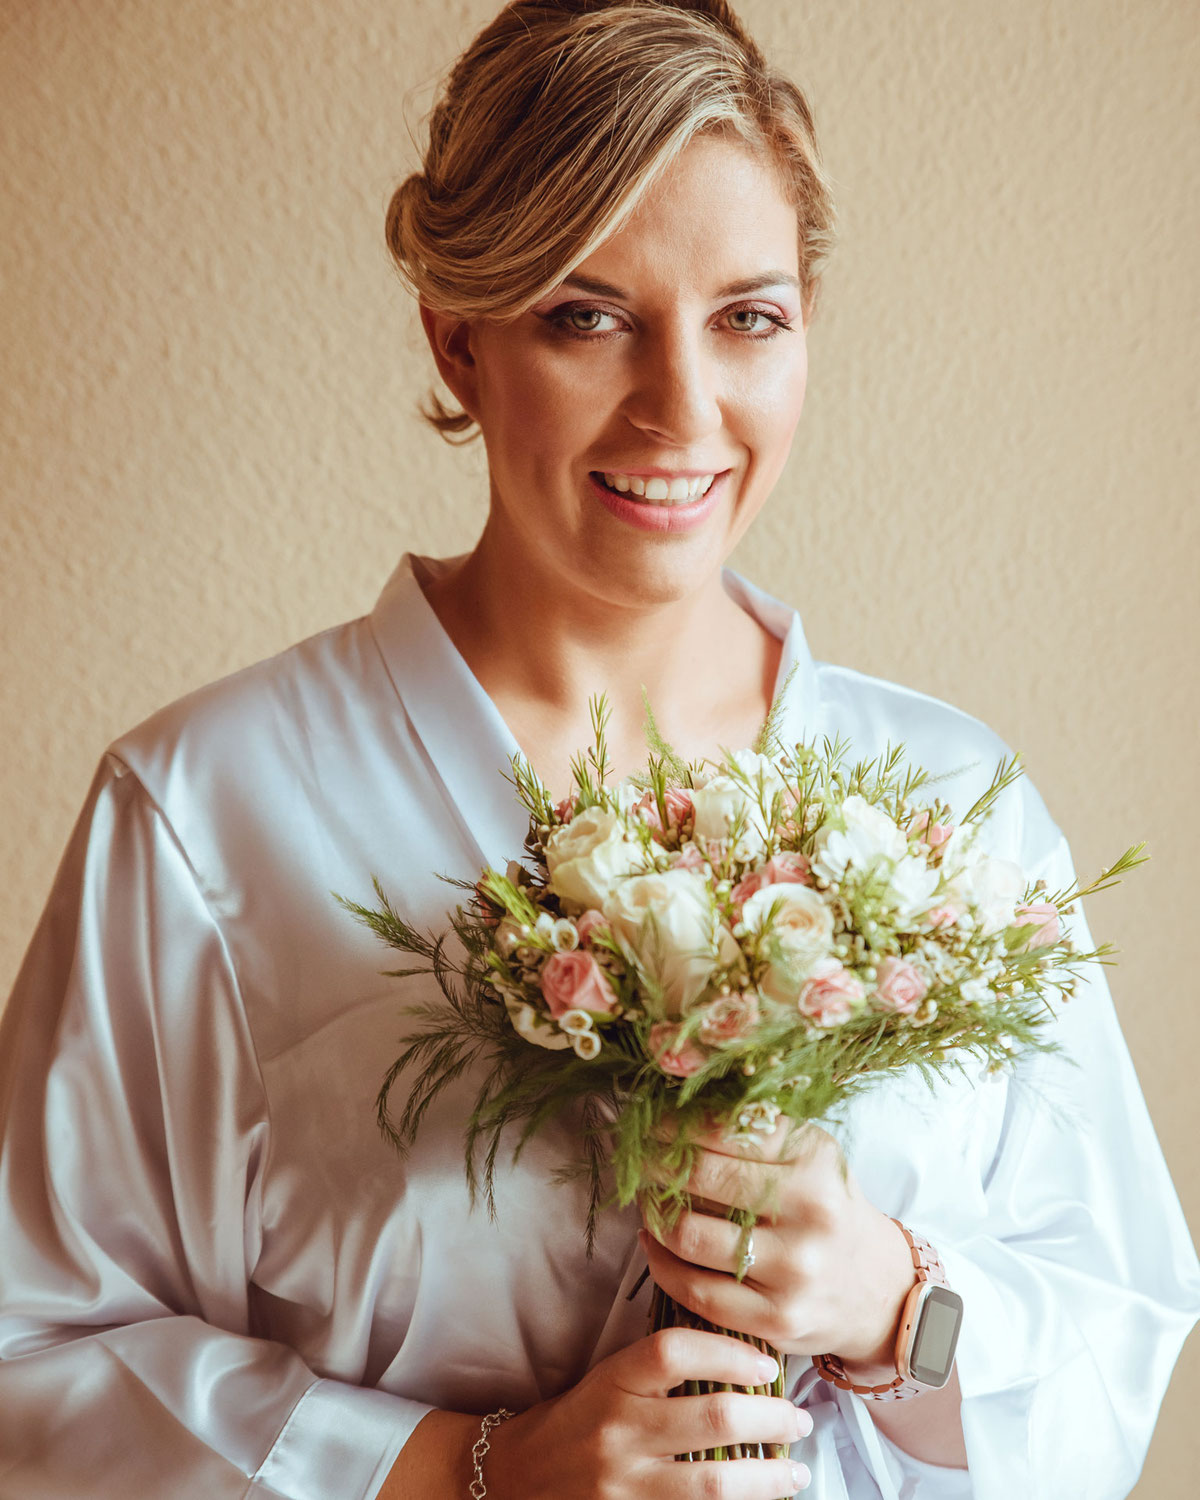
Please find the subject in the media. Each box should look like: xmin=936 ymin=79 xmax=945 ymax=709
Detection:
xmin=813 ymin=1219 xmax=963 ymax=1402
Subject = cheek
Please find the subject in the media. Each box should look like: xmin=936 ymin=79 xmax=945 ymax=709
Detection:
xmin=481 ymin=351 xmax=613 ymax=476
xmin=734 ymin=345 xmax=809 ymax=471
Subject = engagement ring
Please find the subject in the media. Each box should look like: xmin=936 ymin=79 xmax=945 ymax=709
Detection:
xmin=737 ymin=1230 xmax=757 ymax=1279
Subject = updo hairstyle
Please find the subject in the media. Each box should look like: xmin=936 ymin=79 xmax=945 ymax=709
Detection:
xmin=386 ymin=0 xmax=835 ymax=442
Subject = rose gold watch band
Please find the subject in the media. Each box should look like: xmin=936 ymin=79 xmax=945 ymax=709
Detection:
xmin=812 ymin=1218 xmax=950 ymax=1402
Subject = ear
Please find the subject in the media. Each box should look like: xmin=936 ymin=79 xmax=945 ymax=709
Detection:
xmin=419 ymin=304 xmax=480 ymax=422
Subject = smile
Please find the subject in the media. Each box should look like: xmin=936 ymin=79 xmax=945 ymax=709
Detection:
xmin=595 ymin=471 xmax=717 ymax=506
xmin=586 ymin=470 xmax=727 ymax=534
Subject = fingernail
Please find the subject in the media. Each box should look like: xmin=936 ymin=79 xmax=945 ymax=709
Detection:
xmin=756 ymin=1355 xmax=780 ymax=1382
xmin=790 ymin=1461 xmax=811 ymax=1490
xmin=793 ymin=1406 xmax=813 ymax=1438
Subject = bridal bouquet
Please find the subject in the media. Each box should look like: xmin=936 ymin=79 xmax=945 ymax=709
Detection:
xmin=341 ymin=699 xmax=1141 ymax=1459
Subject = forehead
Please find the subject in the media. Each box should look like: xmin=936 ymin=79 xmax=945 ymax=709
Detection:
xmin=570 ymin=134 xmax=801 ymax=298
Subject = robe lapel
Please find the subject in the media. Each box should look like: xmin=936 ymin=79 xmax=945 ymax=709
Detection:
xmin=368 ymin=555 xmax=824 ymax=873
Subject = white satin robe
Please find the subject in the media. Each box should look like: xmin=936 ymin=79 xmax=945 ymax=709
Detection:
xmin=1 ymin=553 xmax=1197 ymax=1500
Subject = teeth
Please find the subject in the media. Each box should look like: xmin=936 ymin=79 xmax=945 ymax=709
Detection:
xmin=600 ymin=472 xmax=717 ymax=505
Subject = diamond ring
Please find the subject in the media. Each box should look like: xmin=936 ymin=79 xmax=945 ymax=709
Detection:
xmin=737 ymin=1230 xmax=757 ymax=1279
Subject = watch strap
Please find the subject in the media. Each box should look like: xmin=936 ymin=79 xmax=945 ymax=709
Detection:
xmin=812 ymin=1218 xmax=949 ymax=1402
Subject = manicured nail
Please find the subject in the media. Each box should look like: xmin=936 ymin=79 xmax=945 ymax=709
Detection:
xmin=790 ymin=1461 xmax=811 ymax=1490
xmin=756 ymin=1354 xmax=780 ymax=1382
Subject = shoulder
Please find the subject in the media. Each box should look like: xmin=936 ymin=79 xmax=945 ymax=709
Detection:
xmin=813 ymin=657 xmax=1067 ymax=875
xmin=104 ymin=611 xmax=390 ymax=835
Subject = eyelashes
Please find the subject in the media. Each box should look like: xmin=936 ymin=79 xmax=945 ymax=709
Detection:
xmin=539 ymin=302 xmax=795 ymax=343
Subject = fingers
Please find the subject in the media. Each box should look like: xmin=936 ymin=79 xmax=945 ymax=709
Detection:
xmin=695 ymin=1116 xmax=819 ymax=1163
xmin=606 ymin=1326 xmax=783 ymax=1398
xmin=641 ymin=1232 xmax=780 ymax=1335
xmin=643 ymin=1212 xmax=773 ymax=1281
xmin=683 ymin=1151 xmax=781 ymax=1216
xmin=666 ymin=1389 xmax=812 ymax=1458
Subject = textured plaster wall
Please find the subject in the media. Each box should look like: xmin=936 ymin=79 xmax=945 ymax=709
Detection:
xmin=1 ymin=0 xmax=1196 ymax=1489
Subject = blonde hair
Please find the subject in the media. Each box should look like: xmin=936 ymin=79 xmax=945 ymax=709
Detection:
xmin=386 ymin=0 xmax=836 ymax=442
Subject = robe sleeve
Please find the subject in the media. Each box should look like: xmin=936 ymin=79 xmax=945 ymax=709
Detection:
xmin=0 ymin=755 xmax=431 ymax=1499
xmin=932 ymin=832 xmax=1200 ymax=1498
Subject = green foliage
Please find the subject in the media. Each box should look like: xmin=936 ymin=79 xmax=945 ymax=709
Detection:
xmin=338 ymin=715 xmax=1140 ymax=1260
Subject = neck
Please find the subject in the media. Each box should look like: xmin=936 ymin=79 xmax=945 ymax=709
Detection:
xmin=420 ymin=521 xmax=782 ymax=771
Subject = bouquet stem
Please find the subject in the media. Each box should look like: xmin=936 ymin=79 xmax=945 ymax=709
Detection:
xmin=648 ymin=1282 xmax=787 ymax=1462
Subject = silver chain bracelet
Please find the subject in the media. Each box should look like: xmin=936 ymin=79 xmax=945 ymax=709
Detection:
xmin=468 ymin=1407 xmax=514 ymax=1499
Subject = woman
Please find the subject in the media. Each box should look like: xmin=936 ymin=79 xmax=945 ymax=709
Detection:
xmin=0 ymin=3 xmax=1195 ymax=1498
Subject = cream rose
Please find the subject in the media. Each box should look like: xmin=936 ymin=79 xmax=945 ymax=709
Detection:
xmin=545 ymin=807 xmax=647 ymax=912
xmin=957 ymin=853 xmax=1025 ymax=935
xmin=690 ymin=776 xmax=770 ymax=860
xmin=812 ymin=794 xmax=908 ymax=883
xmin=740 ymin=883 xmax=835 ymax=1001
xmin=604 ymin=868 xmax=737 ymax=1017
xmin=810 ymin=792 xmax=906 ymax=882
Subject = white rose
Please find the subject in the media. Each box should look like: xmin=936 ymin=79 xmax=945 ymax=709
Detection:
xmin=726 ymin=749 xmax=790 ymax=798
xmin=885 ymin=853 xmax=942 ymax=923
xmin=545 ymin=807 xmax=647 ymax=912
xmin=740 ymin=883 xmax=835 ymax=1000
xmin=812 ymin=794 xmax=908 ymax=883
xmin=691 ymin=776 xmax=770 ymax=860
xmin=610 ymin=778 xmax=646 ymax=815
xmin=503 ymin=996 xmax=572 ymax=1050
xmin=604 ymin=868 xmax=738 ymax=1016
xmin=959 ymin=854 xmax=1025 ymax=935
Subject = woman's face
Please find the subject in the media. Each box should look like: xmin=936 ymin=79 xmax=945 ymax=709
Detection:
xmin=430 ymin=133 xmax=809 ymax=608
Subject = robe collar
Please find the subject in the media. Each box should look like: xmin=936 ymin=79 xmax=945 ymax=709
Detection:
xmin=368 ymin=553 xmax=823 ymax=871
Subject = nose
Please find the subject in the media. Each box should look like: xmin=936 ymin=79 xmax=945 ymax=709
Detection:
xmin=620 ymin=324 xmax=722 ymax=447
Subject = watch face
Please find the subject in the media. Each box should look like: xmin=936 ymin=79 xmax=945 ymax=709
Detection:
xmin=908 ymin=1285 xmax=964 ymax=1388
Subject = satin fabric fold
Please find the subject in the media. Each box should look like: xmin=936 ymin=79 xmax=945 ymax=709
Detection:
xmin=1 ymin=553 xmax=1196 ymax=1498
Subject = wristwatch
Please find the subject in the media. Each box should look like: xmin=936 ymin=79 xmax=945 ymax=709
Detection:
xmin=813 ymin=1219 xmax=964 ymax=1401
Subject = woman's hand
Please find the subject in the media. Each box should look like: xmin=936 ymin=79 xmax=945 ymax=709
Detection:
xmin=472 ymin=1327 xmax=813 ymax=1498
xmin=640 ymin=1121 xmax=914 ymax=1378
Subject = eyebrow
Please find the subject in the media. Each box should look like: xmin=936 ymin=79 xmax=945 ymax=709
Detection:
xmin=559 ymin=271 xmax=801 ymax=299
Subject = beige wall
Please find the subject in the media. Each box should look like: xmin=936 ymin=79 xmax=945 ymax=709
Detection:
xmin=2 ymin=0 xmax=1196 ymax=1487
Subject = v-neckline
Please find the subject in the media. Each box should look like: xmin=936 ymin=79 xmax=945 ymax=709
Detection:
xmin=367 ymin=553 xmax=822 ymax=871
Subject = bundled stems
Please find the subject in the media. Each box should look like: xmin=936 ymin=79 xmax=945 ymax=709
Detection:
xmin=649 ymin=1284 xmax=787 ymax=1463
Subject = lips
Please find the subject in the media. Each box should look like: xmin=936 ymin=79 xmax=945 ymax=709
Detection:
xmin=595 ymin=471 xmax=717 ymax=505
xmin=586 ymin=470 xmax=727 ymax=533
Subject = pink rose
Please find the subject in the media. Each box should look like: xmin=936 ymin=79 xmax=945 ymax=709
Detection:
xmin=634 ymin=789 xmax=694 ymax=839
xmin=731 ymin=852 xmax=813 ymax=910
xmin=874 ymin=956 xmax=929 ymax=1015
xmin=634 ymin=792 xmax=665 ymax=835
xmin=663 ymin=788 xmax=694 ymax=830
xmin=554 ymin=797 xmax=575 ymax=824
xmin=764 ymin=851 xmax=813 ymax=885
xmin=574 ymin=909 xmax=611 ymax=947
xmin=540 ymin=950 xmax=618 ymax=1019
xmin=648 ymin=1022 xmax=707 ymax=1078
xmin=908 ymin=810 xmax=954 ymax=857
xmin=674 ymin=844 xmax=707 ymax=872
xmin=697 ymin=990 xmax=760 ymax=1046
xmin=924 ymin=904 xmax=961 ymax=931
xmin=730 ymin=866 xmax=772 ymax=908
xmin=798 ymin=958 xmax=864 ymax=1027
xmin=1014 ymin=900 xmax=1061 ymax=949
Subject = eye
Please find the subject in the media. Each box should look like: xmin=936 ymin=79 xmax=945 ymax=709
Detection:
xmin=566 ymin=308 xmax=606 ymax=332
xmin=543 ymin=304 xmax=624 ymax=339
xmin=725 ymin=305 xmax=791 ymax=338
